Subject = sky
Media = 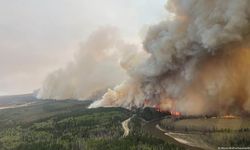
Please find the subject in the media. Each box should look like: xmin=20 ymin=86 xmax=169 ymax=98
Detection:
xmin=0 ymin=0 xmax=166 ymax=96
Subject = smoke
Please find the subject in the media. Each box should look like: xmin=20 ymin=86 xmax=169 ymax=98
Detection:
xmin=90 ymin=0 xmax=250 ymax=115
xmin=37 ymin=26 xmax=139 ymax=100
xmin=38 ymin=0 xmax=250 ymax=115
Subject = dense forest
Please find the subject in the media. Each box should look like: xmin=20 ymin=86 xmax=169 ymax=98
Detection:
xmin=0 ymin=100 xmax=184 ymax=150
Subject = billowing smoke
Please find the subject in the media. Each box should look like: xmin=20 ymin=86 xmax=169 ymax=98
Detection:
xmin=90 ymin=0 xmax=250 ymax=116
xmin=39 ymin=0 xmax=250 ymax=116
xmin=37 ymin=26 xmax=139 ymax=100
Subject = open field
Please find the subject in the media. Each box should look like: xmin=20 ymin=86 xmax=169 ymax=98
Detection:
xmin=159 ymin=117 xmax=250 ymax=149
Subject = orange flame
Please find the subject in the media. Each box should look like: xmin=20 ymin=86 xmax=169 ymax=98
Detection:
xmin=221 ymin=115 xmax=239 ymax=119
xmin=171 ymin=111 xmax=181 ymax=117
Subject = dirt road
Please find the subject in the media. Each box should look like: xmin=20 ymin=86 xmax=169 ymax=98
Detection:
xmin=122 ymin=117 xmax=131 ymax=137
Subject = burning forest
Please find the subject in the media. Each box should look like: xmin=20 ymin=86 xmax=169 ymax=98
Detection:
xmin=2 ymin=0 xmax=250 ymax=149
xmin=38 ymin=0 xmax=250 ymax=117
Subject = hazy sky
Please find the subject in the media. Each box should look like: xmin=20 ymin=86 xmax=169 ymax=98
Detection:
xmin=0 ymin=0 xmax=166 ymax=96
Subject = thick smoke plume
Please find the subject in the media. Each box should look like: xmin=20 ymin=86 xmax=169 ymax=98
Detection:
xmin=38 ymin=27 xmax=138 ymax=100
xmin=90 ymin=0 xmax=250 ymax=116
xmin=40 ymin=0 xmax=250 ymax=116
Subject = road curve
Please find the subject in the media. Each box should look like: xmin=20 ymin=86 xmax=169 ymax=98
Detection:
xmin=122 ymin=117 xmax=131 ymax=137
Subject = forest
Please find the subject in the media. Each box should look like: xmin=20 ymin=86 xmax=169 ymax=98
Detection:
xmin=0 ymin=100 xmax=183 ymax=150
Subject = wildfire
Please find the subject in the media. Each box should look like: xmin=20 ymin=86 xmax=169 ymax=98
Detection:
xmin=153 ymin=103 xmax=182 ymax=118
xmin=170 ymin=111 xmax=181 ymax=117
xmin=144 ymin=98 xmax=182 ymax=117
xmin=221 ymin=115 xmax=239 ymax=119
xmin=154 ymin=104 xmax=160 ymax=111
xmin=143 ymin=99 xmax=150 ymax=107
xmin=152 ymin=104 xmax=169 ymax=113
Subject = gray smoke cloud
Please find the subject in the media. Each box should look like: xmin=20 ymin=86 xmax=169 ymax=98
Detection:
xmin=90 ymin=0 xmax=250 ymax=116
xmin=39 ymin=0 xmax=250 ymax=116
xmin=37 ymin=26 xmax=139 ymax=100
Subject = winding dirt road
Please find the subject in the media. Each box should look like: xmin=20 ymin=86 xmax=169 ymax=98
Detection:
xmin=122 ymin=117 xmax=131 ymax=137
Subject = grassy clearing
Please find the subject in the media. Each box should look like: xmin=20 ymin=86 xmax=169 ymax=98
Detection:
xmin=159 ymin=117 xmax=250 ymax=148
